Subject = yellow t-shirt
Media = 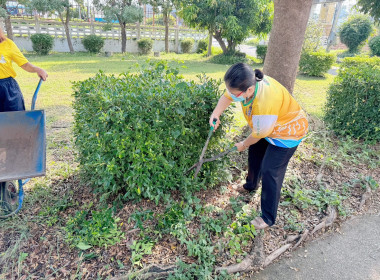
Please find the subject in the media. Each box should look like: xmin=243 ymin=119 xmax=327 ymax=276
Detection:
xmin=0 ymin=38 xmax=29 ymax=79
xmin=224 ymin=76 xmax=308 ymax=148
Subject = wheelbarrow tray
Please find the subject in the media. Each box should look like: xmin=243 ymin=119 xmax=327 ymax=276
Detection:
xmin=0 ymin=110 xmax=46 ymax=181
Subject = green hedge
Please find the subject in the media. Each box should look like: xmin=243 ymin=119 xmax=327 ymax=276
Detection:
xmin=197 ymin=38 xmax=208 ymax=53
xmin=369 ymin=36 xmax=380 ymax=56
xmin=137 ymin=38 xmax=153 ymax=55
xmin=30 ymin=33 xmax=54 ymax=55
xmin=181 ymin=38 xmax=195 ymax=53
xmin=339 ymin=15 xmax=373 ymax=52
xmin=209 ymin=51 xmax=251 ymax=65
xmin=82 ymin=35 xmax=105 ymax=54
xmin=73 ymin=62 xmax=234 ymax=205
xmin=256 ymin=45 xmax=267 ymax=62
xmin=299 ymin=51 xmax=336 ymax=77
xmin=324 ymin=57 xmax=380 ymax=141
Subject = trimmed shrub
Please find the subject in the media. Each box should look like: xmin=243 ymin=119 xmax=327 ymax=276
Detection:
xmin=30 ymin=33 xmax=54 ymax=55
xmin=339 ymin=15 xmax=373 ymax=52
xmin=299 ymin=51 xmax=336 ymax=77
xmin=209 ymin=51 xmax=251 ymax=65
xmin=181 ymin=38 xmax=195 ymax=53
xmin=137 ymin=38 xmax=153 ymax=55
xmin=256 ymin=45 xmax=267 ymax=62
xmin=73 ymin=62 xmax=234 ymax=205
xmin=369 ymin=36 xmax=380 ymax=56
xmin=324 ymin=57 xmax=380 ymax=141
xmin=197 ymin=38 xmax=208 ymax=53
xmin=82 ymin=35 xmax=105 ymax=54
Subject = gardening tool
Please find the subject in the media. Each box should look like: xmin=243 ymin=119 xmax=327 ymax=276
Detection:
xmin=185 ymin=118 xmax=238 ymax=178
xmin=0 ymin=79 xmax=46 ymax=219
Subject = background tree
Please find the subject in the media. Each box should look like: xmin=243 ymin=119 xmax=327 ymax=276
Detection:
xmin=29 ymin=0 xmax=79 ymax=53
xmin=339 ymin=15 xmax=373 ymax=53
xmin=356 ymin=0 xmax=380 ymax=23
xmin=179 ymin=0 xmax=273 ymax=55
xmin=146 ymin=0 xmax=175 ymax=53
xmin=93 ymin=0 xmax=143 ymax=53
xmin=263 ymin=0 xmax=313 ymax=93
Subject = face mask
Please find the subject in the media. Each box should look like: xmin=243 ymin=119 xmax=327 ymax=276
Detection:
xmin=227 ymin=88 xmax=246 ymax=102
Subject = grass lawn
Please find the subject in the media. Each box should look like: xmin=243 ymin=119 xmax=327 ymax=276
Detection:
xmin=2 ymin=52 xmax=378 ymax=280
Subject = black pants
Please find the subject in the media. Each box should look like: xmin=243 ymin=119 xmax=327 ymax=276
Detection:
xmin=0 ymin=77 xmax=25 ymax=112
xmin=244 ymin=139 xmax=297 ymax=226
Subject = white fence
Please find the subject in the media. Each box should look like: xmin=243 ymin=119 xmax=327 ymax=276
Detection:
xmin=1 ymin=19 xmax=207 ymax=53
xmin=10 ymin=18 xmax=206 ymax=42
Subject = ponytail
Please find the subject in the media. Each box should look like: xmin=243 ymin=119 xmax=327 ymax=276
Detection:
xmin=254 ymin=69 xmax=263 ymax=81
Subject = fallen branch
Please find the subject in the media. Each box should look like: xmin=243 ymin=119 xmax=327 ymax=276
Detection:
xmin=292 ymin=229 xmax=309 ymax=250
xmin=359 ymin=186 xmax=372 ymax=209
xmin=215 ymin=234 xmax=264 ymax=274
xmin=311 ymin=206 xmax=337 ymax=235
xmin=263 ymin=244 xmax=292 ymax=267
xmin=112 ymin=265 xmax=176 ymax=280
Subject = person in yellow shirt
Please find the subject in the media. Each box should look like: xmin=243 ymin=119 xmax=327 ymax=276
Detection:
xmin=0 ymin=27 xmax=48 ymax=112
xmin=210 ymin=63 xmax=308 ymax=230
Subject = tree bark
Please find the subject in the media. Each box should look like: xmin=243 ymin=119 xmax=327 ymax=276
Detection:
xmin=61 ymin=11 xmax=74 ymax=54
xmin=120 ymin=23 xmax=127 ymax=53
xmin=214 ymin=31 xmax=227 ymax=53
xmin=164 ymin=12 xmax=169 ymax=53
xmin=263 ymin=0 xmax=313 ymax=93
xmin=4 ymin=15 xmax=13 ymax=40
xmin=207 ymin=29 xmax=212 ymax=57
xmin=1 ymin=3 xmax=13 ymax=40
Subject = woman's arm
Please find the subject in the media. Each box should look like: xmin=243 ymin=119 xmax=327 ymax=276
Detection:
xmin=209 ymin=95 xmax=232 ymax=130
xmin=21 ymin=62 xmax=48 ymax=81
xmin=235 ymin=134 xmax=261 ymax=152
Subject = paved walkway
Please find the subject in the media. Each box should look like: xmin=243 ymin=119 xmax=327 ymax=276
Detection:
xmin=251 ymin=214 xmax=380 ymax=280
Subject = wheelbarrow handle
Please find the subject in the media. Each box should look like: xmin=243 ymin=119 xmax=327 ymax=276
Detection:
xmin=31 ymin=78 xmax=43 ymax=111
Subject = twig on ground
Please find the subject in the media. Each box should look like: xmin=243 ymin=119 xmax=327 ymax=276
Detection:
xmin=292 ymin=229 xmax=309 ymax=250
xmin=215 ymin=234 xmax=265 ymax=274
xmin=263 ymin=244 xmax=292 ymax=267
xmin=311 ymin=206 xmax=337 ymax=235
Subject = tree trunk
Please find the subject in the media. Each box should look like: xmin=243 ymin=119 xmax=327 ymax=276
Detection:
xmin=61 ymin=11 xmax=74 ymax=53
xmin=326 ymin=2 xmax=343 ymax=52
xmin=120 ymin=23 xmax=127 ymax=53
xmin=4 ymin=15 xmax=13 ymax=40
xmin=164 ymin=12 xmax=169 ymax=53
xmin=207 ymin=29 xmax=213 ymax=57
xmin=1 ymin=3 xmax=13 ymax=40
xmin=263 ymin=0 xmax=313 ymax=93
xmin=214 ymin=31 xmax=227 ymax=53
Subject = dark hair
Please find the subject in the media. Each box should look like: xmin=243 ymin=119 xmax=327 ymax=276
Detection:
xmin=224 ymin=63 xmax=263 ymax=91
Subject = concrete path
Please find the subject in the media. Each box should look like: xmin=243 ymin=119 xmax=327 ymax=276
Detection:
xmin=251 ymin=214 xmax=380 ymax=280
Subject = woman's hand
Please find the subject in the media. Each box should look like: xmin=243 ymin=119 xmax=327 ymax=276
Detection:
xmin=36 ymin=68 xmax=48 ymax=81
xmin=209 ymin=115 xmax=220 ymax=131
xmin=235 ymin=141 xmax=249 ymax=152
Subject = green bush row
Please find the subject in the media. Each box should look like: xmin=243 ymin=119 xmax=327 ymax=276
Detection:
xmin=324 ymin=56 xmax=380 ymax=141
xmin=73 ymin=62 xmax=234 ymax=205
xmin=30 ymin=33 xmax=54 ymax=55
xmin=299 ymin=51 xmax=336 ymax=77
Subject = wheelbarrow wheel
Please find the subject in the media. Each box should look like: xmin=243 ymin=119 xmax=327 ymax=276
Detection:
xmin=0 ymin=181 xmax=18 ymax=217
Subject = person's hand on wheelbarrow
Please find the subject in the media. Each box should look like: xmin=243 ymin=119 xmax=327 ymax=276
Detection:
xmin=21 ymin=62 xmax=48 ymax=81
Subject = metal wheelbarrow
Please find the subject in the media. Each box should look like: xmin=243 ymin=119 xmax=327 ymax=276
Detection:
xmin=0 ymin=79 xmax=46 ymax=218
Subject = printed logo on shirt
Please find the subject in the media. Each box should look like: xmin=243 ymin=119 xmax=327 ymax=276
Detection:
xmin=0 ymin=55 xmax=6 ymax=64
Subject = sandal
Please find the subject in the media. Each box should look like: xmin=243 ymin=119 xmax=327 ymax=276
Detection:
xmin=251 ymin=217 xmax=269 ymax=230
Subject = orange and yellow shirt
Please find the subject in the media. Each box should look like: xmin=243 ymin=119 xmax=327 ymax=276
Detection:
xmin=224 ymin=75 xmax=308 ymax=148
xmin=0 ymin=38 xmax=29 ymax=79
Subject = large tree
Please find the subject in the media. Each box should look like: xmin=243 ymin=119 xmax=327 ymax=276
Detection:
xmin=179 ymin=0 xmax=273 ymax=54
xmin=263 ymin=0 xmax=313 ymax=93
xmin=30 ymin=0 xmax=79 ymax=53
xmin=93 ymin=0 xmax=143 ymax=53
xmin=356 ymin=0 xmax=380 ymax=23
